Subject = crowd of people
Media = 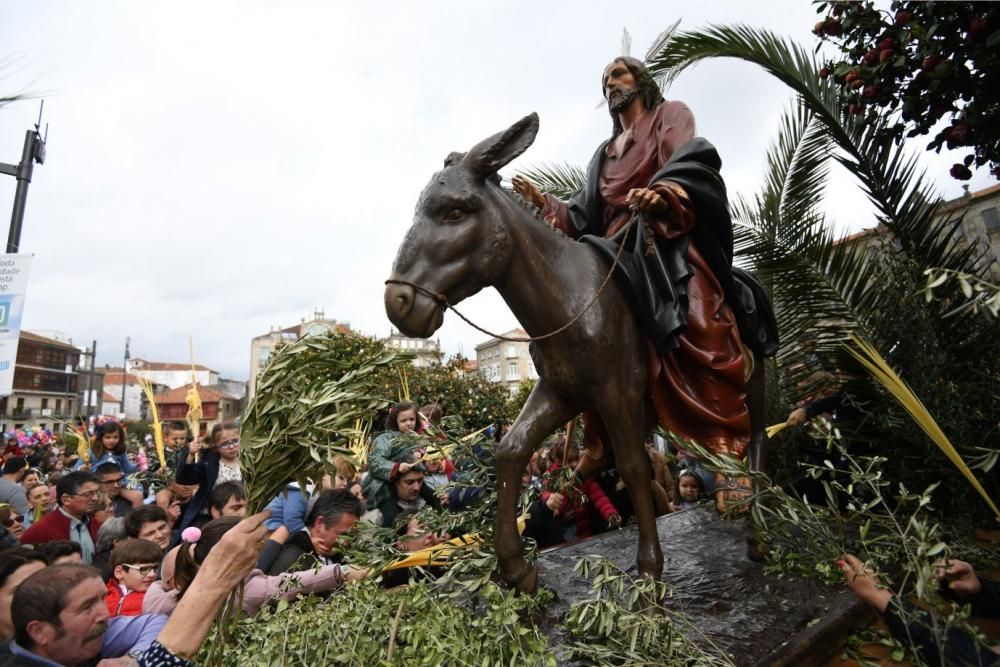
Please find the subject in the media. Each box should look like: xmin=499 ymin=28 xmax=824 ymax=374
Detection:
xmin=0 ymin=400 xmax=723 ymax=665
xmin=5 ymin=402 xmax=993 ymax=666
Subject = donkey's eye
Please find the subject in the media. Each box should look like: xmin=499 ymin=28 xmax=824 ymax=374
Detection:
xmin=443 ymin=208 xmax=465 ymax=222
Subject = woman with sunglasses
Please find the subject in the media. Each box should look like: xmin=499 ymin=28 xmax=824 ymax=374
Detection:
xmin=0 ymin=504 xmax=24 ymax=547
xmin=173 ymin=422 xmax=242 ymax=538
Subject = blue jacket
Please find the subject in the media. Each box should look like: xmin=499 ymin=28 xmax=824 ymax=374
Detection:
xmin=264 ymin=485 xmax=310 ymax=532
xmin=73 ymin=450 xmax=138 ymax=475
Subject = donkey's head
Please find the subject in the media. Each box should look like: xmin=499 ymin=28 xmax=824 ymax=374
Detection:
xmin=384 ymin=112 xmax=539 ymax=338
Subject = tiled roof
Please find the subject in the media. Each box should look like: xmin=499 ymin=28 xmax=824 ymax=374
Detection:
xmin=130 ymin=358 xmax=217 ymax=373
xmin=154 ymin=385 xmax=224 ymax=405
xmin=103 ymin=373 xmax=145 ymax=386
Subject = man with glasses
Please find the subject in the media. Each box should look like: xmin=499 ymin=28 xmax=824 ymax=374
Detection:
xmin=21 ymin=472 xmax=103 ymax=564
xmin=95 ymin=462 xmax=133 ymax=518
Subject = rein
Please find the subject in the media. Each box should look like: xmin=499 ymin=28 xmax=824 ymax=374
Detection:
xmin=385 ymin=216 xmax=639 ymax=343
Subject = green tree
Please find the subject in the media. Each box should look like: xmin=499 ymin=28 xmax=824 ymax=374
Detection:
xmin=401 ymin=355 xmax=510 ymax=432
xmin=812 ymin=1 xmax=1000 ymax=181
xmin=505 ymin=378 xmax=537 ymax=423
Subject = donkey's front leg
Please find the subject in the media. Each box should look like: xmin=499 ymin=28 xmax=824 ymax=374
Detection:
xmin=495 ymin=380 xmax=574 ymax=593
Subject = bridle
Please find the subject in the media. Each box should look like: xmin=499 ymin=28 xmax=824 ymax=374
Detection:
xmin=385 ymin=216 xmax=640 ymax=343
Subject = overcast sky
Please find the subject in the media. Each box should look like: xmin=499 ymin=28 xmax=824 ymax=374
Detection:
xmin=1 ymin=1 xmax=993 ymax=381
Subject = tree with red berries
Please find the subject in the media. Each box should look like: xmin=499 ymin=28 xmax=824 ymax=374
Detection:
xmin=813 ymin=1 xmax=999 ymax=181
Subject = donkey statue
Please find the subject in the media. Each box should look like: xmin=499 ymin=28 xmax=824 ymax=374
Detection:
xmin=385 ymin=112 xmax=770 ymax=592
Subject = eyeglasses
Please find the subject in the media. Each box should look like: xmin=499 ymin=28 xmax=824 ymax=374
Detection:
xmin=68 ymin=490 xmax=99 ymax=499
xmin=2 ymin=515 xmax=24 ymax=527
xmin=101 ymin=477 xmax=124 ymax=485
xmin=217 ymin=439 xmax=240 ymax=450
xmin=121 ymin=564 xmax=158 ymax=577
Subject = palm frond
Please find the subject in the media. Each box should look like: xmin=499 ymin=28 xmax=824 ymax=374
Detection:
xmin=847 ymin=335 xmax=1000 ymax=520
xmin=516 ymin=162 xmax=587 ymax=200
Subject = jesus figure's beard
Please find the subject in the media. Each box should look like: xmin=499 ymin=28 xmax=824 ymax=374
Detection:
xmin=608 ymin=87 xmax=639 ymax=112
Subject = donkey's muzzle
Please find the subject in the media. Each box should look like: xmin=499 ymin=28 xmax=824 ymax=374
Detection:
xmin=384 ymin=280 xmax=443 ymax=337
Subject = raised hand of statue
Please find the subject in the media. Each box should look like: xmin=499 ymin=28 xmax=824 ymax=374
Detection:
xmin=511 ymin=175 xmax=546 ymax=210
xmin=626 ymin=188 xmax=669 ymax=217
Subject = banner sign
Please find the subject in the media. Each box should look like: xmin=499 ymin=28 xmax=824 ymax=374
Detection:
xmin=0 ymin=255 xmax=32 ymax=396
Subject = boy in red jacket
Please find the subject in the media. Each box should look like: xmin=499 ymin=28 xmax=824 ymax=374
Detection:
xmin=105 ymin=538 xmax=163 ymax=617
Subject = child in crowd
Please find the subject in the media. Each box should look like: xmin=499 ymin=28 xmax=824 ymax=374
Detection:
xmin=362 ymin=402 xmax=422 ymax=510
xmin=540 ymin=441 xmax=622 ymax=543
xmin=105 ymin=538 xmax=163 ymax=617
xmin=675 ymin=469 xmax=705 ymax=510
xmin=421 ymin=450 xmax=452 ymax=491
xmin=76 ymin=421 xmax=137 ymax=475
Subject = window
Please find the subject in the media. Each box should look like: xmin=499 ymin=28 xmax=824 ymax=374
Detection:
xmin=41 ymin=398 xmax=48 ymax=409
xmin=506 ymin=345 xmax=517 ymax=358
xmin=15 ymin=398 xmax=24 ymax=410
xmin=983 ymin=207 xmax=999 ymax=231
xmin=55 ymin=399 xmax=62 ymax=412
xmin=258 ymin=347 xmax=271 ymax=365
xmin=508 ymin=362 xmax=518 ymax=377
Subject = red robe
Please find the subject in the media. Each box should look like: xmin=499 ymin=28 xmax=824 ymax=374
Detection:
xmin=542 ymin=101 xmax=750 ymax=457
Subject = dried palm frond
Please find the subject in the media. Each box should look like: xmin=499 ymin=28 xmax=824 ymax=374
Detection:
xmin=58 ymin=420 xmax=91 ymax=463
xmin=846 ymin=334 xmax=1000 ymax=520
xmin=185 ymin=337 xmax=203 ymax=443
xmin=398 ymin=367 xmax=411 ymax=402
xmin=135 ymin=375 xmax=166 ymax=469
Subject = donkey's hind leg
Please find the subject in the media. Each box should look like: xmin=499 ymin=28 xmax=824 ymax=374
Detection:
xmin=601 ymin=401 xmax=663 ymax=582
xmin=495 ymin=380 xmax=575 ymax=593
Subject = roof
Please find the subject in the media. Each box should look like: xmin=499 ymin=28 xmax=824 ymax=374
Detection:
xmin=937 ymin=182 xmax=1000 ymax=215
xmin=154 ymin=384 xmax=241 ymax=404
xmin=130 ymin=358 xmax=217 ymax=373
xmin=463 ymin=359 xmax=478 ymax=373
xmin=101 ymin=391 xmax=120 ymax=403
xmin=20 ymin=331 xmax=80 ymax=352
xmin=474 ymin=329 xmax=528 ymax=350
xmin=833 ymin=183 xmax=1000 ymax=247
xmin=103 ymin=373 xmax=146 ymax=386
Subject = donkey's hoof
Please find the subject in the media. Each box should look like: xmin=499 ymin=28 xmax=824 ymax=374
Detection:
xmin=501 ymin=561 xmax=539 ymax=594
xmin=514 ymin=564 xmax=539 ymax=594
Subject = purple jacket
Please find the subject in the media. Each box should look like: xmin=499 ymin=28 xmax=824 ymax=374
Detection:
xmin=142 ymin=565 xmax=345 ymax=616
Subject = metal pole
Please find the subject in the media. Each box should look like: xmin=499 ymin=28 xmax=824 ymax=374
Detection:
xmin=4 ymin=130 xmax=40 ymax=254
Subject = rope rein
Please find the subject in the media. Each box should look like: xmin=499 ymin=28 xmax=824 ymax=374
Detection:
xmin=385 ymin=216 xmax=638 ymax=343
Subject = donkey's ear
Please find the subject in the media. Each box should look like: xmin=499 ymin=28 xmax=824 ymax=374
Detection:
xmin=465 ymin=113 xmax=539 ymax=180
xmin=444 ymin=151 xmax=465 ymax=167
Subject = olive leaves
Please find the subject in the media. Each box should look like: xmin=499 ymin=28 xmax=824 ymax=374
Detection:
xmin=240 ymin=331 xmax=412 ymax=511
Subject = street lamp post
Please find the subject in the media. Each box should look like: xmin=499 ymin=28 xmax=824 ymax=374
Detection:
xmin=1 ymin=102 xmax=47 ymax=254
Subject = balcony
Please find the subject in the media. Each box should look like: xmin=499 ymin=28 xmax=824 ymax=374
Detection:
xmin=5 ymin=408 xmax=76 ymax=420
